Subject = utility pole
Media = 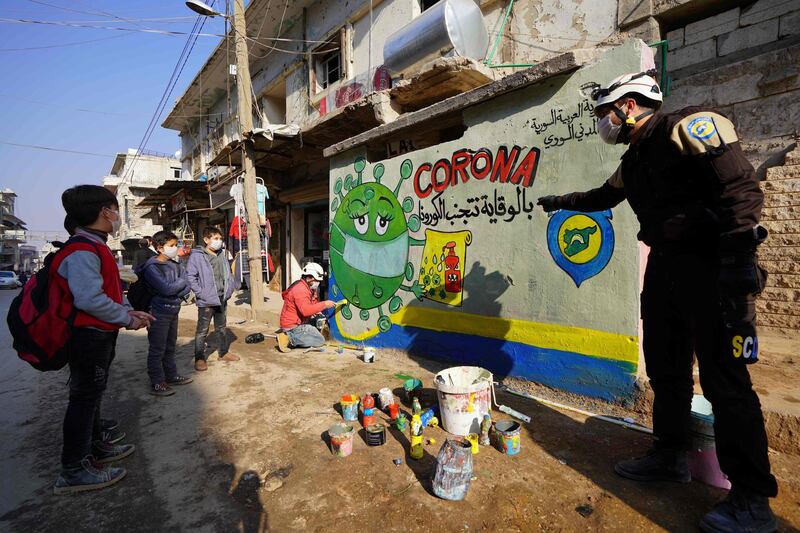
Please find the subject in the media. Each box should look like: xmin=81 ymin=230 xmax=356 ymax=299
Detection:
xmin=231 ymin=0 xmax=266 ymax=319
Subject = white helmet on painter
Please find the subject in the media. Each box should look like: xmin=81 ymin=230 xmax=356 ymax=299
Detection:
xmin=591 ymin=70 xmax=663 ymax=108
xmin=301 ymin=262 xmax=324 ymax=281
xmin=592 ymin=70 xmax=663 ymax=145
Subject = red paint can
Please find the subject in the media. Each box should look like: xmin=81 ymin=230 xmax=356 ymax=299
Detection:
xmin=388 ymin=402 xmax=400 ymax=421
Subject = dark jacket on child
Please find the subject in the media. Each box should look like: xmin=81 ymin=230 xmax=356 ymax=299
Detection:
xmin=136 ymin=257 xmax=190 ymax=315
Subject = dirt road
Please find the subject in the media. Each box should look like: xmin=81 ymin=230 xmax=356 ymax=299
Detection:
xmin=2 ymin=303 xmax=799 ymax=532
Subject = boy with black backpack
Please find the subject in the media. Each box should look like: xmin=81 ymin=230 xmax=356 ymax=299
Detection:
xmin=54 ymin=186 xmax=154 ymax=494
xmin=135 ymin=230 xmax=193 ymax=396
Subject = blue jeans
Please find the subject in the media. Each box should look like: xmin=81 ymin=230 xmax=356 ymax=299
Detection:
xmin=287 ymin=324 xmax=325 ymax=349
xmin=147 ymin=313 xmax=179 ymax=385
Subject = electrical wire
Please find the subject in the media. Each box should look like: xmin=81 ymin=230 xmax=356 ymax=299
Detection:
xmin=0 ymin=140 xmax=113 ymax=158
xmin=0 ymin=32 xmax=130 ymax=52
xmin=0 ymin=17 xmax=331 ymax=44
xmin=120 ymin=10 xmax=210 ymax=185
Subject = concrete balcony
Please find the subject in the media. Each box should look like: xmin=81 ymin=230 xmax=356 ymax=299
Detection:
xmin=0 ymin=230 xmax=26 ymax=242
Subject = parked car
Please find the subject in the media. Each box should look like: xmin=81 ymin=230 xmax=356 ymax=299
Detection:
xmin=0 ymin=271 xmax=21 ymax=289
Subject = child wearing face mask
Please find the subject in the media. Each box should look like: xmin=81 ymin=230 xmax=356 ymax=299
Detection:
xmin=186 ymin=226 xmax=238 ymax=371
xmin=54 ymin=185 xmax=155 ymax=495
xmin=138 ymin=230 xmax=192 ymax=396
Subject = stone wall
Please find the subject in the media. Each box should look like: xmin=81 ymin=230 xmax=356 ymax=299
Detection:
xmin=758 ymin=147 xmax=800 ymax=332
xmin=661 ymin=0 xmax=800 ymax=174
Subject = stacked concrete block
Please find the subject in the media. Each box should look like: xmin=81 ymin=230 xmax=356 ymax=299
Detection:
xmin=757 ymin=148 xmax=800 ymax=331
xmin=665 ymin=0 xmax=800 ymax=74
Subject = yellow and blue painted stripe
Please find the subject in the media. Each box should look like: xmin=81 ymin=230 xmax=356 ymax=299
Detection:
xmin=330 ymin=304 xmax=639 ymax=403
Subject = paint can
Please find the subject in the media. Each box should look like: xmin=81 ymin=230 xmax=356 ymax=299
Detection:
xmin=396 ymin=413 xmax=408 ymax=431
xmin=340 ymin=394 xmax=360 ymax=422
xmin=434 ymin=366 xmax=492 ymax=436
xmin=495 ymin=420 xmax=521 ymax=456
xmin=365 ymin=423 xmax=387 ymax=446
xmin=388 ymin=402 xmax=400 ymax=421
xmin=378 ymin=388 xmax=394 ymax=409
xmin=361 ymin=347 xmax=376 ymax=363
xmin=688 ymin=395 xmax=731 ymax=489
xmin=403 ymin=378 xmax=422 ymax=402
xmin=328 ymin=423 xmax=355 ymax=457
xmin=432 ymin=439 xmax=474 ymax=501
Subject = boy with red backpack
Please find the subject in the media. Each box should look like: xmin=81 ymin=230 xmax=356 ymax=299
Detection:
xmin=53 ymin=186 xmax=154 ymax=494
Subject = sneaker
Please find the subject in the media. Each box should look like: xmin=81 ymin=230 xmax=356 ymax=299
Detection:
xmin=700 ymin=487 xmax=777 ymax=533
xmin=220 ymin=353 xmax=240 ymax=362
xmin=276 ymin=332 xmax=290 ymax=353
xmin=194 ymin=359 xmax=208 ymax=371
xmin=166 ymin=375 xmax=193 ymax=386
xmin=100 ymin=418 xmax=119 ymax=432
xmin=92 ymin=441 xmax=136 ymax=464
xmin=54 ymin=456 xmax=126 ymax=495
xmin=614 ymin=448 xmax=691 ymax=483
xmin=100 ymin=427 xmax=126 ymax=445
xmin=149 ymin=382 xmax=175 ymax=397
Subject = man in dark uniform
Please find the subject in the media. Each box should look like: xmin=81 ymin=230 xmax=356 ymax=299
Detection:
xmin=537 ymin=71 xmax=777 ymax=533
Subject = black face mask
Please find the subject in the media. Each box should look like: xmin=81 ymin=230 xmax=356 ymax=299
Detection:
xmin=611 ymin=105 xmax=654 ymax=144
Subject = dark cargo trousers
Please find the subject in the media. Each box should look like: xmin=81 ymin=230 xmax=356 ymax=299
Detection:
xmin=62 ymin=328 xmax=118 ymax=465
xmin=641 ymin=249 xmax=777 ymax=497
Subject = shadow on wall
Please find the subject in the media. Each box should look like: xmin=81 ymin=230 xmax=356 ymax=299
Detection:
xmin=400 ymin=260 xmax=516 ymax=380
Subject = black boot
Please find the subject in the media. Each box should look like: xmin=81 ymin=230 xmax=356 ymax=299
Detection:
xmin=54 ymin=456 xmax=126 ymax=495
xmin=700 ymin=487 xmax=777 ymax=533
xmin=614 ymin=448 xmax=691 ymax=483
xmin=92 ymin=440 xmax=136 ymax=464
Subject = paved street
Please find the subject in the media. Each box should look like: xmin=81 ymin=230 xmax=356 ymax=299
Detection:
xmin=0 ymin=288 xmax=42 ymax=517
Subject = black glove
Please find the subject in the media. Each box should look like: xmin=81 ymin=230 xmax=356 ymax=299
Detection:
xmin=537 ymin=195 xmax=563 ymax=212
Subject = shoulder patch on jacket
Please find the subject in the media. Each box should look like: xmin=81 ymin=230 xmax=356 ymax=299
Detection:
xmin=670 ymin=112 xmax=738 ymax=155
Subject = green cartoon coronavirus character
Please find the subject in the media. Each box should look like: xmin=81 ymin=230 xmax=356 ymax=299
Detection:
xmin=329 ymin=157 xmax=425 ymax=332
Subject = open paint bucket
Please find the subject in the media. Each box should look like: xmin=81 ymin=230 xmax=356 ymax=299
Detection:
xmin=495 ymin=420 xmax=521 ymax=455
xmin=434 ymin=366 xmax=492 ymax=435
xmin=365 ymin=423 xmax=387 ymax=446
xmin=328 ymin=423 xmax=355 ymax=457
xmin=688 ymin=394 xmax=730 ymax=489
xmin=340 ymin=394 xmax=360 ymax=422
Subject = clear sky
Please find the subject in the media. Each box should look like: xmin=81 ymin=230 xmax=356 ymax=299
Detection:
xmin=0 ymin=0 xmax=228 ymax=242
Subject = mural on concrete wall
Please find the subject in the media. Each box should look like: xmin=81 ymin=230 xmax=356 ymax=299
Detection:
xmin=328 ymin=40 xmax=654 ymax=402
xmin=546 ymin=209 xmax=615 ymax=287
xmin=329 ymin=157 xmax=425 ymax=333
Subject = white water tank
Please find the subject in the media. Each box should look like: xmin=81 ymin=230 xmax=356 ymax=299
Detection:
xmin=383 ymin=0 xmax=489 ymax=77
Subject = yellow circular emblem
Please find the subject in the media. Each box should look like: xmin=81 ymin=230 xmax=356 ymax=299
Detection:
xmin=557 ymin=214 xmax=601 ymax=265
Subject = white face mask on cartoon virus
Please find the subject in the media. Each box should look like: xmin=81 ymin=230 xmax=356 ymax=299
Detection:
xmin=330 ymin=220 xmax=409 ymax=278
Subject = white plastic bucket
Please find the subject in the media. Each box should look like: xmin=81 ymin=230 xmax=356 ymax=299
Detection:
xmin=434 ymin=366 xmax=492 ymax=436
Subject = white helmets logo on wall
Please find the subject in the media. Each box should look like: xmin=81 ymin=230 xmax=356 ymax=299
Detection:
xmin=302 ymin=262 xmax=325 ymax=281
xmin=592 ymin=70 xmax=663 ymax=107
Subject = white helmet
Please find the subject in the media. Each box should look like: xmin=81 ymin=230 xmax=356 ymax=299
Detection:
xmin=301 ymin=262 xmax=324 ymax=281
xmin=592 ymin=70 xmax=663 ymax=108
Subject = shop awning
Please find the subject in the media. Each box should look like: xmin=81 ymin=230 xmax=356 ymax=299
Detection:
xmin=136 ymin=180 xmax=210 ymax=216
